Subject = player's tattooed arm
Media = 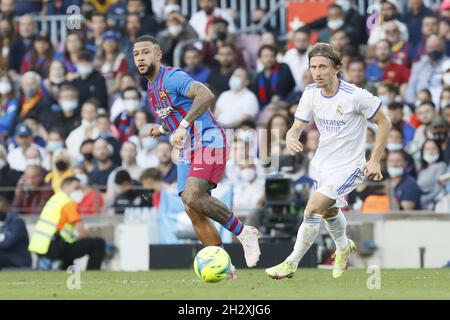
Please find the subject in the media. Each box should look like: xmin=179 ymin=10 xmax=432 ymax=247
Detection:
xmin=184 ymin=82 xmax=215 ymax=123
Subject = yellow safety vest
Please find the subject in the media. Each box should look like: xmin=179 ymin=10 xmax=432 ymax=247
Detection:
xmin=28 ymin=191 xmax=78 ymax=255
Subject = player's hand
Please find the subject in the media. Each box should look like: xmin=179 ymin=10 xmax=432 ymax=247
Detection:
xmin=286 ymin=137 xmax=303 ymax=155
xmin=363 ymin=160 xmax=383 ymax=181
xmin=148 ymin=124 xmax=165 ymax=138
xmin=172 ymin=127 xmax=187 ymax=149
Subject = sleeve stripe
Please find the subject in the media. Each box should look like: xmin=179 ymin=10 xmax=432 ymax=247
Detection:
xmin=367 ymin=101 xmax=382 ymax=120
xmin=295 ymin=116 xmax=310 ymax=123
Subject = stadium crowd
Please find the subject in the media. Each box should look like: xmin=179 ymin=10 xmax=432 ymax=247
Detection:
xmin=0 ymin=0 xmax=449 ymax=228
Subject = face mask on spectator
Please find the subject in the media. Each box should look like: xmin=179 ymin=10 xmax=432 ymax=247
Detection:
xmin=423 ymin=153 xmax=439 ymax=164
xmin=327 ymin=19 xmax=344 ymax=30
xmin=428 ymin=50 xmax=443 ymax=61
xmin=241 ymin=168 xmax=256 ymax=182
xmin=55 ymin=160 xmax=69 ymax=171
xmin=47 ymin=141 xmax=63 ymax=152
xmin=168 ymin=24 xmax=183 ymax=37
xmin=26 ymin=158 xmax=41 ymax=166
xmin=82 ymin=153 xmax=94 ymax=162
xmin=82 ymin=119 xmax=96 ymax=127
xmin=379 ymin=95 xmax=390 ymax=106
xmin=387 ymin=143 xmax=403 ymax=151
xmin=387 ymin=166 xmax=404 ymax=177
xmin=50 ymin=76 xmax=65 ymax=85
xmin=124 ymin=99 xmax=140 ymax=113
xmin=142 ymin=137 xmax=158 ymax=150
xmin=23 ymin=87 xmax=38 ymax=98
xmin=0 ymin=159 xmax=6 ymax=170
xmin=229 ymin=76 xmax=242 ymax=91
xmin=60 ymin=101 xmax=78 ymax=112
xmin=0 ymin=81 xmax=12 ymax=95
xmin=78 ymin=65 xmax=94 ymax=77
xmin=70 ymin=190 xmax=84 ymax=203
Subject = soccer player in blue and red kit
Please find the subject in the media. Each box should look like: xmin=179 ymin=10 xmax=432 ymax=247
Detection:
xmin=133 ymin=35 xmax=261 ymax=274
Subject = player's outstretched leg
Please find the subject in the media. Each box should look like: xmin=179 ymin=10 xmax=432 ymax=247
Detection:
xmin=182 ymin=177 xmax=261 ymax=267
xmin=323 ymin=209 xmax=357 ymax=279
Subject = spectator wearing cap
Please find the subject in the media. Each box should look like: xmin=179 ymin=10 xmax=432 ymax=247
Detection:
xmin=18 ymin=71 xmax=52 ymax=126
xmin=214 ymin=67 xmax=259 ymax=129
xmin=368 ymin=0 xmax=409 ymax=46
xmin=157 ymin=10 xmax=198 ymax=66
xmin=408 ymin=14 xmax=439 ymax=63
xmin=405 ymin=35 xmax=448 ymax=106
xmin=183 ymin=46 xmax=211 ymax=84
xmin=401 ymin=0 xmax=433 ymax=49
xmin=71 ymin=50 xmax=108 ymax=110
xmin=127 ymin=0 xmax=159 ymax=35
xmin=0 ymin=72 xmax=19 ymax=138
xmin=96 ymin=30 xmax=129 ymax=96
xmin=12 ymin=165 xmax=53 ymax=215
xmin=8 ymin=14 xmax=36 ymax=74
xmin=366 ymin=40 xmax=410 ymax=87
xmin=189 ymin=0 xmax=236 ymax=40
xmin=386 ymin=150 xmax=422 ymax=210
xmin=21 ymin=32 xmax=56 ymax=78
xmin=113 ymin=169 xmax=143 ymax=215
xmin=0 ymin=145 xmax=22 ymax=202
xmin=7 ymin=123 xmax=46 ymax=172
xmin=252 ymin=45 xmax=295 ymax=109
xmin=418 ymin=139 xmax=448 ymax=209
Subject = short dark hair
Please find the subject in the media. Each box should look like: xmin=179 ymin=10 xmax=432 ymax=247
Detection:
xmin=295 ymin=26 xmax=311 ymax=36
xmin=60 ymin=84 xmax=78 ymax=95
xmin=419 ymin=101 xmax=435 ymax=110
xmin=133 ymin=35 xmax=160 ymax=46
xmin=184 ymin=45 xmax=201 ymax=55
xmin=388 ymin=102 xmax=403 ymax=111
xmin=140 ymin=168 xmax=162 ymax=181
xmin=81 ymin=138 xmax=96 ymax=149
xmin=115 ymin=170 xmax=132 ymax=185
xmin=328 ymin=3 xmax=343 ymax=12
xmin=78 ymin=50 xmax=94 ymax=62
xmin=83 ymin=98 xmax=100 ymax=109
xmin=348 ymin=56 xmax=366 ymax=68
xmin=61 ymin=176 xmax=80 ymax=188
xmin=121 ymin=86 xmax=141 ymax=99
xmin=258 ymin=44 xmax=277 ymax=58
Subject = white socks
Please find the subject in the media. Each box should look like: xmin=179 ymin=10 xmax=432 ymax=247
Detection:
xmin=324 ymin=210 xmax=348 ymax=252
xmin=286 ymin=213 xmax=322 ymax=266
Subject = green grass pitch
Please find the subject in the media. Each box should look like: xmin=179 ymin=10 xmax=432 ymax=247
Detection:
xmin=0 ymin=269 xmax=449 ymax=300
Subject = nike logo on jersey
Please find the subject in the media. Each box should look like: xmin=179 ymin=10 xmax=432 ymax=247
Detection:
xmin=193 ymin=167 xmax=204 ymax=171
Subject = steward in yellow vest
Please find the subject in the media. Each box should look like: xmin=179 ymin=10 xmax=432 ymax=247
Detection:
xmin=28 ymin=177 xmax=105 ymax=270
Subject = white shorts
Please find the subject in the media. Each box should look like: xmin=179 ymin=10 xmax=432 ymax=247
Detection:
xmin=309 ymin=165 xmax=365 ymax=208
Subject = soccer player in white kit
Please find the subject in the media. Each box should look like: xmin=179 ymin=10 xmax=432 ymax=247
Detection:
xmin=266 ymin=43 xmax=391 ymax=279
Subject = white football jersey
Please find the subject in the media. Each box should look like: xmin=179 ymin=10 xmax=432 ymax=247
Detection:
xmin=295 ymin=80 xmax=381 ymax=172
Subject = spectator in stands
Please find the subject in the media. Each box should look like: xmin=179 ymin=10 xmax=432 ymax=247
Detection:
xmin=7 ymin=123 xmax=46 ymax=172
xmin=442 ymin=101 xmax=450 ymax=128
xmin=282 ymin=27 xmax=310 ymax=92
xmin=79 ymin=139 xmax=96 ymax=174
xmin=386 ymin=150 xmax=422 ymax=210
xmin=0 ymin=195 xmax=31 ymax=270
xmin=96 ymin=113 xmax=121 ymax=165
xmin=156 ymin=140 xmax=177 ymax=184
xmin=366 ymin=40 xmax=410 ymax=87
xmin=0 ymin=0 xmax=15 ymax=20
xmin=8 ymin=14 xmax=35 ymax=74
xmin=113 ymin=87 xmax=141 ymax=142
xmin=45 ymin=128 xmax=65 ymax=156
xmin=368 ymin=0 xmax=408 ymax=46
xmin=21 ymin=32 xmax=55 ymax=78
xmin=0 ymin=72 xmax=19 ymax=138
xmin=189 ymin=0 xmax=236 ymax=40
xmin=410 ymin=101 xmax=436 ymax=156
xmin=113 ymin=169 xmax=143 ymax=214
xmin=252 ymin=45 xmax=295 ymax=109
xmin=127 ymin=0 xmax=159 ymax=35
xmin=405 ymin=34 xmax=448 ymax=105
xmin=214 ymin=67 xmax=259 ymax=129
xmin=71 ymin=51 xmax=108 ymax=110
xmin=0 ymin=145 xmax=21 ymax=202
xmin=44 ymin=149 xmax=74 ymax=192
xmin=47 ymin=84 xmax=82 ymax=137
xmin=89 ymin=138 xmax=118 ymax=189
xmin=409 ymin=14 xmax=439 ymax=63
xmin=12 ymin=165 xmax=53 ymax=215
xmin=18 ymin=71 xmax=52 ymax=126
xmin=140 ymin=168 xmax=163 ymax=209
xmin=121 ymin=14 xmax=143 ymax=75
xmin=62 ymin=32 xmax=84 ymax=77
xmin=401 ymin=0 xmax=433 ymax=55
xmin=384 ymin=20 xmax=410 ymax=67
xmin=387 ymin=102 xmax=415 ymax=145
xmin=42 ymin=60 xmax=69 ymax=104
xmin=66 ymin=99 xmax=100 ymax=160
xmin=74 ymin=166 xmax=104 ymax=215
xmin=387 ymin=126 xmax=417 ymax=177
xmin=183 ymin=46 xmax=211 ymax=83
xmin=158 ymin=10 xmax=198 ymax=66
xmin=24 ymin=146 xmax=45 ymax=170
xmin=137 ymin=130 xmax=159 ymax=169
xmin=96 ymin=30 xmax=129 ymax=95
xmin=86 ymin=12 xmax=107 ymax=54
xmin=206 ymin=44 xmax=237 ymax=96
xmin=109 ymin=73 xmax=142 ymax=121
xmin=418 ymin=139 xmax=448 ymax=209
xmin=0 ymin=17 xmax=15 ymax=70
xmin=329 ymin=28 xmax=351 ymax=55
xmin=261 ymin=113 xmax=291 ymax=167
xmin=22 ymin=116 xmax=46 ymax=149
xmin=429 ymin=116 xmax=450 ymax=162
xmin=347 ymin=57 xmax=377 ymax=94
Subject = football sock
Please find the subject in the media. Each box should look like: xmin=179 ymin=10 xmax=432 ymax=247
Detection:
xmin=324 ymin=210 xmax=348 ymax=253
xmin=223 ymin=214 xmax=244 ymax=236
xmin=286 ymin=213 xmax=322 ymax=266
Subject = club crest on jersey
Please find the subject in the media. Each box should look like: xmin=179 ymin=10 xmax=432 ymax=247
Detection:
xmin=336 ymin=105 xmax=344 ymax=116
xmin=156 ymin=106 xmax=173 ymax=119
xmin=159 ymin=90 xmax=168 ymax=101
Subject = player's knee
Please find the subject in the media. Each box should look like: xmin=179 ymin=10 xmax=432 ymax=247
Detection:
xmin=181 ymin=188 xmax=202 ymax=209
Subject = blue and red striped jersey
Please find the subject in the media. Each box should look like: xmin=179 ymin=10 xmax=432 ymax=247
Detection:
xmin=147 ymin=66 xmax=227 ymax=154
